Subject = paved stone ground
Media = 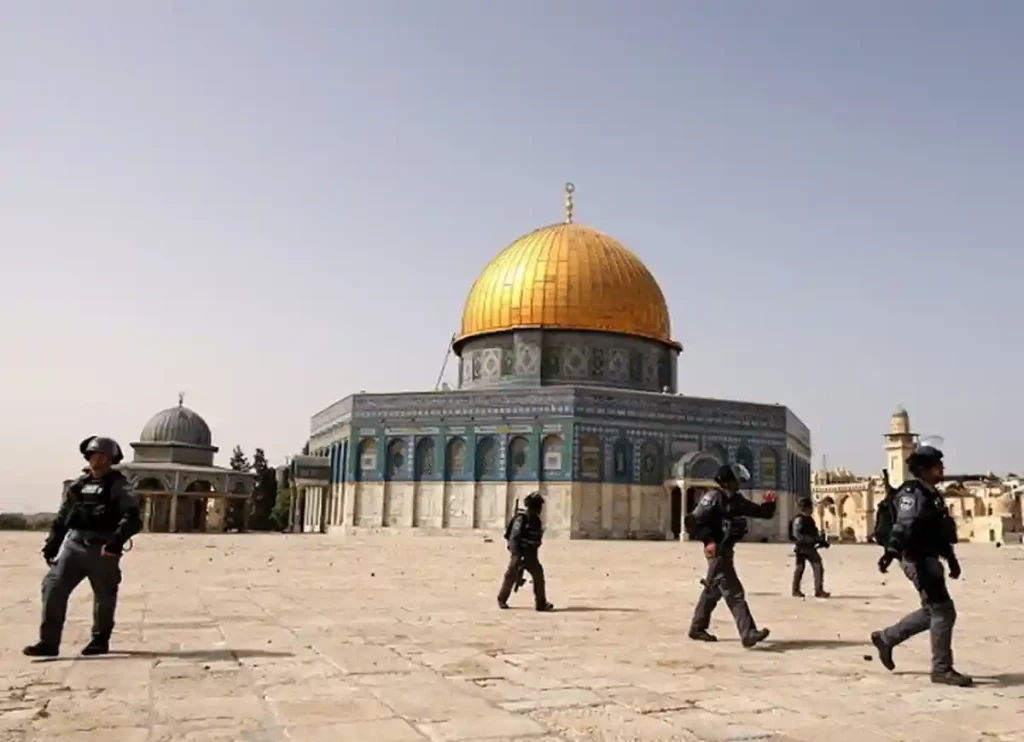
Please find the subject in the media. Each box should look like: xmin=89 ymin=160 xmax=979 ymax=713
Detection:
xmin=1 ymin=533 xmax=1023 ymax=742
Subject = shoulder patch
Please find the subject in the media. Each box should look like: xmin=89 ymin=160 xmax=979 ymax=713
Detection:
xmin=898 ymin=494 xmax=916 ymax=511
xmin=699 ymin=492 xmax=717 ymax=507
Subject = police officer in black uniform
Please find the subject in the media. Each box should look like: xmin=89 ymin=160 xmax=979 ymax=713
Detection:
xmin=685 ymin=463 xmax=776 ymax=647
xmin=24 ymin=436 xmax=143 ymax=657
xmin=871 ymin=443 xmax=972 ymax=686
xmin=497 ymin=491 xmax=554 ymax=612
xmin=790 ymin=497 xmax=830 ymax=598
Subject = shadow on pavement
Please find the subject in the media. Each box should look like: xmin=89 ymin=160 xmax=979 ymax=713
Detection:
xmin=33 ymin=648 xmax=294 ymax=663
xmin=896 ymin=671 xmax=1024 ymax=688
xmin=755 ymin=638 xmax=865 ymax=653
xmin=557 ymin=606 xmax=641 ymax=613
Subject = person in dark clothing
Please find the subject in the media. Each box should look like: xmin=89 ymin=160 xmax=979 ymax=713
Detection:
xmin=685 ymin=463 xmax=776 ymax=647
xmin=24 ymin=436 xmax=143 ymax=657
xmin=497 ymin=491 xmax=554 ymax=611
xmin=790 ymin=497 xmax=830 ymax=598
xmin=871 ymin=442 xmax=972 ymax=687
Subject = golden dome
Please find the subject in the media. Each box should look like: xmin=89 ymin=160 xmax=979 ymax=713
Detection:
xmin=457 ymin=222 xmax=677 ymax=347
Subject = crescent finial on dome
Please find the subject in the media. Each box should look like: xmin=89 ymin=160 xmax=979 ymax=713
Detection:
xmin=178 ymin=391 xmax=185 ymax=407
xmin=564 ymin=182 xmax=575 ymax=224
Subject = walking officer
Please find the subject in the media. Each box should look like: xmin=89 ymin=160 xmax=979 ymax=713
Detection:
xmin=789 ymin=497 xmax=830 ymax=598
xmin=871 ymin=440 xmax=972 ymax=687
xmin=684 ymin=463 xmax=776 ymax=647
xmin=24 ymin=436 xmax=143 ymax=657
xmin=497 ymin=491 xmax=554 ymax=612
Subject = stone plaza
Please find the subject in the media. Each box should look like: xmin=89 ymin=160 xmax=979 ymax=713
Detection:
xmin=1 ymin=533 xmax=1022 ymax=741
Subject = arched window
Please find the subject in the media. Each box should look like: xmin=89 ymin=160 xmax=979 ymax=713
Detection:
xmin=475 ymin=436 xmax=499 ymax=480
xmin=579 ymin=434 xmax=602 ymax=481
xmin=541 ymin=434 xmax=564 ymax=477
xmin=639 ymin=441 xmax=663 ymax=485
xmin=507 ymin=436 xmax=529 ymax=479
xmin=386 ymin=439 xmax=406 ymax=481
xmin=445 ymin=437 xmax=467 ymax=478
xmin=705 ymin=443 xmax=728 ymax=465
xmin=356 ymin=438 xmax=378 ymax=481
xmin=760 ymin=447 xmax=779 ymax=488
xmin=612 ymin=439 xmax=632 ymax=482
xmin=414 ymin=438 xmax=435 ymax=481
xmin=736 ymin=446 xmax=754 ymax=477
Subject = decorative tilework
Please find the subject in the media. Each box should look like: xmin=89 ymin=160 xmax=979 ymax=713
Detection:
xmin=563 ymin=346 xmax=589 ymax=378
xmin=608 ymin=349 xmax=628 ymax=380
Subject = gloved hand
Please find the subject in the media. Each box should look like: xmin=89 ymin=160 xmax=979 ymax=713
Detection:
xmin=704 ymin=542 xmax=717 ymax=558
xmin=948 ymin=556 xmax=962 ymax=580
xmin=42 ymin=550 xmax=57 ymax=567
xmin=763 ymin=491 xmax=777 ymax=504
xmin=877 ymin=551 xmax=895 ymax=574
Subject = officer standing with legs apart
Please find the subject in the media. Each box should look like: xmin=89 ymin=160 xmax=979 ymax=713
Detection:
xmin=497 ymin=491 xmax=554 ymax=612
xmin=871 ymin=440 xmax=972 ymax=686
xmin=789 ymin=497 xmax=830 ymax=598
xmin=685 ymin=463 xmax=776 ymax=647
xmin=24 ymin=436 xmax=143 ymax=657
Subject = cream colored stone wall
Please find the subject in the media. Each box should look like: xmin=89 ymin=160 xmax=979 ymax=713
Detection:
xmin=330 ymin=480 xmax=574 ymax=537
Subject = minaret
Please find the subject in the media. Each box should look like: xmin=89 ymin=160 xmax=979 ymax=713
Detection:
xmin=884 ymin=406 xmax=918 ymax=487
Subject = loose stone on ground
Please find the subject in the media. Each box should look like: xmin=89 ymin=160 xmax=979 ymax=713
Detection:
xmin=1 ymin=533 xmax=1022 ymax=741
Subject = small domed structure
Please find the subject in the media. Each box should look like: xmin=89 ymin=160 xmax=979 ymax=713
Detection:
xmin=110 ymin=393 xmax=256 ymax=534
xmin=131 ymin=394 xmax=217 ymax=465
xmin=139 ymin=399 xmax=213 ymax=448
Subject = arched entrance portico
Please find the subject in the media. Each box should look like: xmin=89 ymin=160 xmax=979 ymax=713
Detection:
xmin=663 ymin=476 xmax=718 ymax=541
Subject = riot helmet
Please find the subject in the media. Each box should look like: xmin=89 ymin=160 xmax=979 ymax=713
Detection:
xmin=523 ymin=491 xmax=544 ymax=511
xmin=714 ymin=462 xmax=751 ymax=488
xmin=79 ymin=435 xmax=124 ymax=465
xmin=907 ymin=435 xmax=944 ymax=480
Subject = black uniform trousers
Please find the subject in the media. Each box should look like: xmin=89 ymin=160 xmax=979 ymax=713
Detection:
xmin=792 ymin=547 xmax=824 ymax=594
xmin=40 ymin=537 xmax=122 ymax=647
xmin=689 ymin=547 xmax=757 ymax=638
xmin=497 ymin=548 xmax=547 ymax=607
xmin=878 ymin=556 xmax=956 ymax=674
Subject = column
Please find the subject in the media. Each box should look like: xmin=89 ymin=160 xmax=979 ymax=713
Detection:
xmin=169 ymin=495 xmax=178 ymax=533
xmin=288 ymin=486 xmax=297 ymax=532
xmin=142 ymin=496 xmax=153 ymax=532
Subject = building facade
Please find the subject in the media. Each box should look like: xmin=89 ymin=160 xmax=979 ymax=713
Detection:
xmin=290 ymin=185 xmax=813 ymax=541
xmin=812 ymin=407 xmax=1023 ymax=545
xmin=65 ymin=397 xmax=256 ymax=532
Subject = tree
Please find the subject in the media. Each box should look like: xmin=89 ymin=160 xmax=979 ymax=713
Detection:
xmin=270 ymin=488 xmax=291 ymax=531
xmin=229 ymin=445 xmax=251 ymax=472
xmin=247 ymin=448 xmax=278 ymax=530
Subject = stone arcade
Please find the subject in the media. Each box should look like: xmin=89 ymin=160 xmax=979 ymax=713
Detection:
xmin=65 ymin=397 xmax=257 ymax=532
xmin=289 ymin=185 xmax=813 ymax=540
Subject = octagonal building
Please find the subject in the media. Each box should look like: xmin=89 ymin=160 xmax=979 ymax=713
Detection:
xmin=291 ymin=186 xmax=812 ymax=541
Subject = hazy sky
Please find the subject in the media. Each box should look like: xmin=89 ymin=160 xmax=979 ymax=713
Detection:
xmin=1 ymin=2 xmax=1020 ymax=511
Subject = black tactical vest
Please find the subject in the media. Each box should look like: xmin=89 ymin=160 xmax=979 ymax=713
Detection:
xmin=65 ymin=472 xmax=124 ymax=533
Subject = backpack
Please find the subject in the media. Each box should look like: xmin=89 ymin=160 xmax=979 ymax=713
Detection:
xmin=872 ymin=469 xmax=898 ymax=546
xmin=504 ymin=511 xmax=523 ymax=541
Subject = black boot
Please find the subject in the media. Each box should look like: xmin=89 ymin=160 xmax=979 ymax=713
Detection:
xmin=535 ymin=602 xmax=554 ymax=612
xmin=497 ymin=598 xmax=509 ymax=609
xmin=792 ymin=590 xmax=805 ymax=598
xmin=814 ymin=590 xmax=831 ymax=598
xmin=688 ymin=629 xmax=718 ymax=642
xmin=871 ymin=632 xmax=894 ymax=671
xmin=742 ymin=628 xmax=770 ymax=648
xmin=81 ymin=637 xmax=109 ymax=656
xmin=931 ymin=669 xmax=973 ymax=687
xmin=22 ymin=642 xmax=59 ymax=658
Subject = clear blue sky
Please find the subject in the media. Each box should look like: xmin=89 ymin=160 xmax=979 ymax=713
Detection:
xmin=1 ymin=2 xmax=1020 ymax=510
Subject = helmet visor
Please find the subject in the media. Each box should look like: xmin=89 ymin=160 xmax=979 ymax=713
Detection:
xmin=731 ymin=463 xmax=751 ymax=484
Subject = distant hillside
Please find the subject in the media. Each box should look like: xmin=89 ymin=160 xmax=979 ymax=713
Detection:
xmin=0 ymin=512 xmax=56 ymax=531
